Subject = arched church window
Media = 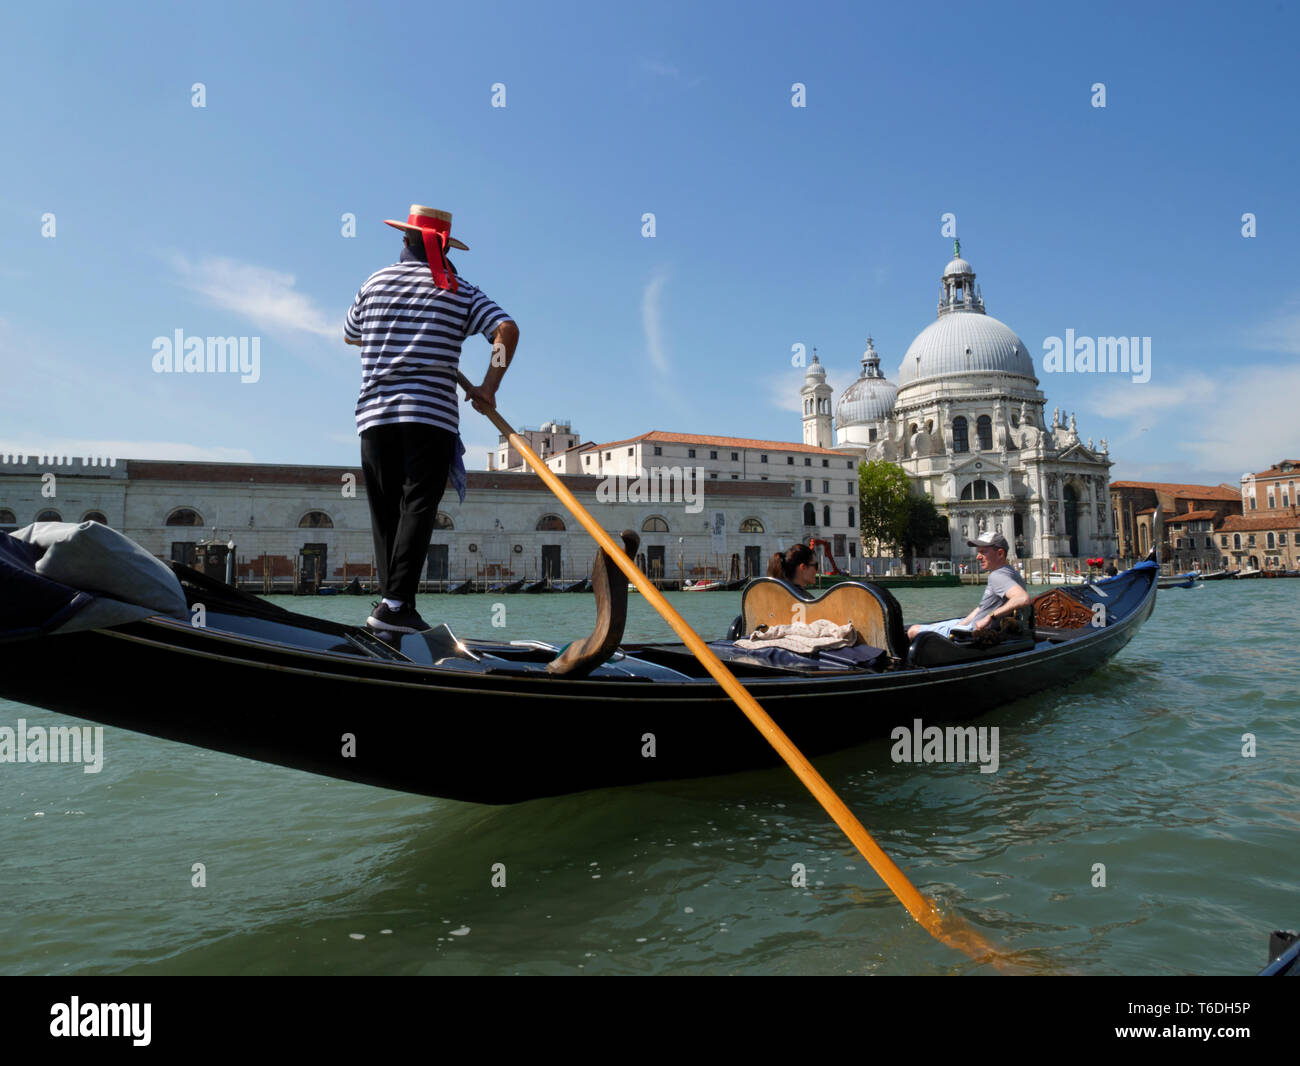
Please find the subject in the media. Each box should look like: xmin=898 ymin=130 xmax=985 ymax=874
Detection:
xmin=925 ymin=419 xmax=933 ymax=433
xmin=976 ymin=416 xmax=993 ymax=450
xmin=1267 ymin=532 xmax=1276 ymax=549
xmin=739 ymin=518 xmax=764 ymax=534
xmin=959 ymin=480 xmax=999 ymax=501
xmin=952 ymin=417 xmax=968 ymax=453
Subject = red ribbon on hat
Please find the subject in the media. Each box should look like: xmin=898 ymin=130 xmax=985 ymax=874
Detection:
xmin=410 ymin=213 xmax=459 ymax=293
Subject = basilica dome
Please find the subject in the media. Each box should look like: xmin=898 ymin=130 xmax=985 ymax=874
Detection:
xmin=896 ymin=243 xmax=1038 ymax=388
xmin=897 ymin=312 xmax=1037 ymax=387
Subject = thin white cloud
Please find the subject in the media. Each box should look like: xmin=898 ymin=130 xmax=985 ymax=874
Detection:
xmin=0 ymin=438 xmax=256 ymax=463
xmin=642 ymin=272 xmax=670 ymax=373
xmin=1246 ymin=300 xmax=1300 ymax=354
xmin=172 ymin=255 xmax=337 ymax=338
xmin=640 ymin=59 xmax=682 ymax=79
xmin=1089 ymin=372 xmax=1218 ymax=418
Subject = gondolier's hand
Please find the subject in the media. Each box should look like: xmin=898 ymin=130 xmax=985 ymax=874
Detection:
xmin=463 ymin=382 xmax=497 ymax=412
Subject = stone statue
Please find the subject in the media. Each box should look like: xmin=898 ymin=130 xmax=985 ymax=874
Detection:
xmin=1052 ymin=406 xmax=1060 ymax=427
xmin=1048 ymin=509 xmax=1057 ymax=533
xmin=1088 ymin=437 xmax=1094 ymax=451
xmin=1069 ymin=412 xmax=1077 ymax=433
xmin=1100 ymin=437 xmax=1107 ymax=453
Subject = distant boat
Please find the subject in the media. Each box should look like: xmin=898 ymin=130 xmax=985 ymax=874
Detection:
xmin=1029 ymin=571 xmax=1086 ymax=586
xmin=522 ymin=579 xmax=550 ymax=593
xmin=1233 ymin=568 xmax=1262 ymax=579
xmin=1198 ymin=570 xmax=1231 ymax=581
xmin=683 ymin=579 xmax=726 ymax=592
xmin=1158 ymin=572 xmax=1201 ymax=590
xmin=562 ymin=578 xmax=588 ymax=593
xmin=448 ymin=579 xmax=476 ymax=595
xmin=317 ymin=586 xmax=342 ymax=596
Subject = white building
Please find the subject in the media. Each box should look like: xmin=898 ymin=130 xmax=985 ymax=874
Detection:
xmin=812 ymin=243 xmax=1117 ymax=560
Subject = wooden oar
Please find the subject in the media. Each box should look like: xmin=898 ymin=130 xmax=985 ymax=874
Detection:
xmin=459 ymin=372 xmax=1009 ymax=965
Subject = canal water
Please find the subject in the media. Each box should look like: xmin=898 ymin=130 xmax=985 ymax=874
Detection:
xmin=1 ymin=580 xmax=1295 ymax=975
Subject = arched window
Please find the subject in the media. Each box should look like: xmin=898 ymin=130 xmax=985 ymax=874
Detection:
xmin=1267 ymin=532 xmax=1276 ymax=549
xmin=959 ymin=480 xmax=999 ymax=501
xmin=739 ymin=518 xmax=764 ymax=534
xmin=536 ymin=514 xmax=566 ymax=531
xmin=976 ymin=415 xmax=993 ymax=450
xmin=641 ymin=516 xmax=669 ymax=532
xmin=35 ymin=509 xmax=62 ymax=522
xmin=433 ymin=512 xmax=454 ymax=530
xmin=848 ymin=506 xmax=856 ymax=527
xmin=1233 ymin=533 xmax=1241 ymax=550
xmin=803 ymin=502 xmax=816 ymax=526
xmin=166 ymin=508 xmax=203 ymax=526
xmin=82 ymin=511 xmax=108 ymax=524
xmin=299 ymin=511 xmax=334 ymax=528
xmin=952 ymin=417 xmax=968 ymax=453
xmin=0 ymin=508 xmax=15 ymax=531
xmin=823 ymin=505 xmax=831 ymax=527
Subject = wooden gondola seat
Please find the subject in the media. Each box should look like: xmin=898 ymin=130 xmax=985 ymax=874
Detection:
xmin=738 ymin=578 xmax=908 ymax=661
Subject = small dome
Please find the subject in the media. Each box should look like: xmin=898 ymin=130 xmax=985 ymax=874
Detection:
xmin=943 ymin=257 xmax=973 ymax=277
xmin=836 ymin=374 xmax=897 ymax=426
xmin=804 ymin=353 xmax=826 ymax=381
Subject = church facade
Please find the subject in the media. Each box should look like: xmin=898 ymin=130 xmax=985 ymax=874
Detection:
xmin=801 ymin=243 xmax=1117 ymax=561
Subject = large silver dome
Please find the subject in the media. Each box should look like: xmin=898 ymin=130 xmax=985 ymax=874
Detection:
xmin=897 ymin=312 xmax=1037 ymax=387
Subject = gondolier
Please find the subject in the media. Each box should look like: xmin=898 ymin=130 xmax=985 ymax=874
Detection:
xmin=344 ymin=204 xmax=519 ymax=633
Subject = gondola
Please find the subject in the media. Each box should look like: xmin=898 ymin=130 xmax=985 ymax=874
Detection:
xmin=562 ymin=578 xmax=588 ymax=593
xmin=447 ymin=578 xmax=476 ymax=594
xmin=522 ymin=579 xmax=550 ymax=593
xmin=0 ymin=523 xmax=1157 ymax=805
xmin=1157 ymin=572 xmax=1200 ymax=590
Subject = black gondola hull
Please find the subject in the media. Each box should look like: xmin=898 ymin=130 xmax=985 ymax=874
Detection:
xmin=0 ymin=566 xmax=1157 ymax=803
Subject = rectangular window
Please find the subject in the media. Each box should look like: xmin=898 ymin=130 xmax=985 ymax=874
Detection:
xmin=847 ymin=482 xmax=853 ymax=494
xmin=1250 ymin=496 xmax=1257 ymax=510
xmin=804 ymin=457 xmax=811 ymax=466
xmin=822 ymin=481 xmax=830 ymax=494
xmin=805 ymin=480 xmax=812 ymax=492
xmin=731 ymin=452 xmax=738 ymax=461
xmin=847 ymin=461 xmax=854 ymax=468
xmin=1248 ymin=534 xmax=1256 ymax=546
xmin=627 ymin=447 xmax=634 ymax=456
xmin=787 ymin=456 xmax=794 ymax=465
xmin=709 ymin=472 xmax=718 ymax=479
xmin=688 ymin=448 xmax=695 ymax=458
xmin=761 ymin=455 xmax=768 ymax=463
xmin=1220 ymin=535 xmax=1228 ymax=547
xmin=1268 ymin=494 xmax=1275 ymax=508
xmin=710 ymin=450 xmax=718 ymax=460
xmin=731 ymin=474 xmax=738 ymax=480
xmin=1280 ymin=533 xmax=1288 ymax=546
xmin=605 ymin=452 xmax=611 ymax=460
xmin=653 ymin=446 xmax=662 ymax=456
xmin=822 ymin=459 xmax=829 ymax=467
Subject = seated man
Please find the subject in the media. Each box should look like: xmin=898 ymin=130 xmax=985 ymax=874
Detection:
xmin=907 ymin=532 xmax=1029 ymax=641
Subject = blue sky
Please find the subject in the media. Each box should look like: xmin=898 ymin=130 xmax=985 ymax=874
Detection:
xmin=2 ymin=0 xmax=1296 ymax=487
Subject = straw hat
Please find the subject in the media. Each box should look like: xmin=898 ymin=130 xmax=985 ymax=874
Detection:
xmin=382 ymin=205 xmax=469 ymax=250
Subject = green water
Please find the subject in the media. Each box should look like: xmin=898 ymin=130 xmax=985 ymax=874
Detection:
xmin=1 ymin=581 xmax=1296 ymax=974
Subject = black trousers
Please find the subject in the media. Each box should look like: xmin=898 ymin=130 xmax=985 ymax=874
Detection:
xmin=360 ymin=423 xmax=456 ymax=606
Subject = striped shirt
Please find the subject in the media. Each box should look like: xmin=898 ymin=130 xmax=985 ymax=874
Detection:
xmin=346 ymin=262 xmax=510 ymax=435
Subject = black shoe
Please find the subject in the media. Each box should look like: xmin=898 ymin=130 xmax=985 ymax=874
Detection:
xmin=366 ymin=602 xmax=431 ymax=633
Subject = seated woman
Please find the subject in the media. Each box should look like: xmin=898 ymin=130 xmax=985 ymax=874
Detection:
xmin=724 ymin=543 xmax=818 ymax=640
xmin=767 ymin=543 xmax=818 ymax=592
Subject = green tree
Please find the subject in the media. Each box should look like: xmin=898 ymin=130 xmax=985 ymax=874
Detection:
xmin=900 ymin=493 xmax=948 ymax=569
xmin=858 ymin=459 xmax=911 ymax=559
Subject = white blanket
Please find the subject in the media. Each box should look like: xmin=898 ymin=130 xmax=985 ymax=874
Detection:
xmin=734 ymin=618 xmax=857 ymax=654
